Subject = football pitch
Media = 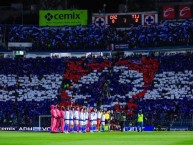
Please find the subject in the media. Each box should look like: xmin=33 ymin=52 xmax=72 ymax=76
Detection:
xmin=0 ymin=131 xmax=193 ymax=145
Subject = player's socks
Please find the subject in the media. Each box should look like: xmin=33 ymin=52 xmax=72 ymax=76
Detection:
xmin=90 ymin=126 xmax=93 ymax=132
xmin=66 ymin=124 xmax=69 ymax=132
xmin=66 ymin=124 xmax=68 ymax=132
xmin=83 ymin=126 xmax=86 ymax=132
xmin=77 ymin=125 xmax=79 ymax=132
xmin=64 ymin=124 xmax=67 ymax=132
xmin=82 ymin=126 xmax=84 ymax=132
xmin=74 ymin=125 xmax=77 ymax=132
xmin=102 ymin=126 xmax=104 ymax=132
xmin=76 ymin=126 xmax=78 ymax=132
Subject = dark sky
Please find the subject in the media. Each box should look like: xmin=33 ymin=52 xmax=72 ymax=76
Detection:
xmin=0 ymin=0 xmax=124 ymax=13
xmin=0 ymin=0 xmax=192 ymax=12
xmin=69 ymin=0 xmax=152 ymax=12
xmin=70 ymin=0 xmax=122 ymax=11
xmin=0 ymin=0 xmax=143 ymax=13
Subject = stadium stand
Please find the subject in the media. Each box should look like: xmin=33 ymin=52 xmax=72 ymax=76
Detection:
xmin=0 ymin=51 xmax=193 ymax=128
xmin=60 ymin=52 xmax=193 ymax=126
xmin=5 ymin=22 xmax=193 ymax=51
xmin=0 ymin=57 xmax=65 ymax=126
xmin=7 ymin=24 xmax=107 ymax=50
xmin=0 ymin=0 xmax=193 ymax=130
xmin=0 ymin=25 xmax=5 ymax=50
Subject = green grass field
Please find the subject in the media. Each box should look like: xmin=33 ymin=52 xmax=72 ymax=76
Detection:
xmin=0 ymin=131 xmax=193 ymax=145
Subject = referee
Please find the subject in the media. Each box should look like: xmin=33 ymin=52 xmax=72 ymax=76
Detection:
xmin=137 ymin=110 xmax=144 ymax=132
xmin=120 ymin=111 xmax=126 ymax=132
xmin=105 ymin=111 xmax=110 ymax=131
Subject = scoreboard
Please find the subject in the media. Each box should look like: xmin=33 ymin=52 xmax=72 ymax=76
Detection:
xmin=108 ymin=14 xmax=141 ymax=27
xmin=93 ymin=12 xmax=158 ymax=28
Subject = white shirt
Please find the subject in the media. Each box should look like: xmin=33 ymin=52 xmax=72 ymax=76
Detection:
xmin=94 ymin=112 xmax=97 ymax=121
xmin=69 ymin=110 xmax=74 ymax=120
xmin=83 ymin=112 xmax=86 ymax=121
xmin=101 ymin=114 xmax=105 ymax=122
xmin=90 ymin=112 xmax=94 ymax=121
xmin=97 ymin=111 xmax=101 ymax=119
xmin=65 ymin=110 xmax=70 ymax=120
xmin=79 ymin=112 xmax=84 ymax=120
xmin=74 ymin=110 xmax=79 ymax=120
xmin=85 ymin=112 xmax=89 ymax=120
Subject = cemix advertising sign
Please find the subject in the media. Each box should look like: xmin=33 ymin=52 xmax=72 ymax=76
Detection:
xmin=39 ymin=10 xmax=88 ymax=26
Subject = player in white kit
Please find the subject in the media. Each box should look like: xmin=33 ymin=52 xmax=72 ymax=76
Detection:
xmin=79 ymin=108 xmax=84 ymax=132
xmin=97 ymin=109 xmax=101 ymax=131
xmin=93 ymin=108 xmax=97 ymax=132
xmin=64 ymin=107 xmax=70 ymax=133
xmin=83 ymin=108 xmax=88 ymax=133
xmin=101 ymin=110 xmax=105 ymax=132
xmin=89 ymin=110 xmax=94 ymax=133
xmin=69 ymin=107 xmax=74 ymax=133
xmin=74 ymin=107 xmax=79 ymax=132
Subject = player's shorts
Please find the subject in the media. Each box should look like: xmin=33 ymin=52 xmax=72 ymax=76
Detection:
xmin=85 ymin=120 xmax=88 ymax=125
xmin=105 ymin=119 xmax=110 ymax=125
xmin=101 ymin=121 xmax=105 ymax=126
xmin=65 ymin=120 xmax=69 ymax=125
xmin=93 ymin=120 xmax=97 ymax=125
xmin=83 ymin=120 xmax=86 ymax=126
xmin=70 ymin=120 xmax=74 ymax=125
xmin=138 ymin=122 xmax=143 ymax=127
xmin=79 ymin=120 xmax=84 ymax=126
xmin=90 ymin=120 xmax=94 ymax=126
xmin=97 ymin=119 xmax=101 ymax=125
xmin=74 ymin=119 xmax=79 ymax=125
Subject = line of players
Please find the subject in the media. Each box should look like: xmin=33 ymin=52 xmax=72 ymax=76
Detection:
xmin=50 ymin=105 xmax=106 ymax=133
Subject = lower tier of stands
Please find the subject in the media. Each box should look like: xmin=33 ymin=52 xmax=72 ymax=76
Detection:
xmin=0 ymin=53 xmax=193 ymax=127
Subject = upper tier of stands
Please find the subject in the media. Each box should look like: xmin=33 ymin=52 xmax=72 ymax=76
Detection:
xmin=0 ymin=21 xmax=192 ymax=51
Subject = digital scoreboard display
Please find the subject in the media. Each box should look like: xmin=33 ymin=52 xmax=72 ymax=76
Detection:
xmin=108 ymin=14 xmax=142 ymax=28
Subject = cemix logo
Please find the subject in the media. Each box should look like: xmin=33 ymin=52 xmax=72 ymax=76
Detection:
xmin=45 ymin=13 xmax=53 ymax=21
xmin=44 ymin=12 xmax=80 ymax=21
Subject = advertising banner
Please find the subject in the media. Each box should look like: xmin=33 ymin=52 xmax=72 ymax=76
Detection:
xmin=170 ymin=126 xmax=189 ymax=131
xmin=0 ymin=127 xmax=50 ymax=131
xmin=0 ymin=127 xmax=17 ymax=131
xmin=142 ymin=14 xmax=158 ymax=26
xmin=114 ymin=44 xmax=129 ymax=50
xmin=178 ymin=5 xmax=191 ymax=19
xmin=125 ymin=126 xmax=154 ymax=131
xmin=162 ymin=6 xmax=175 ymax=19
xmin=93 ymin=16 xmax=107 ymax=28
xmin=39 ymin=10 xmax=88 ymax=26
